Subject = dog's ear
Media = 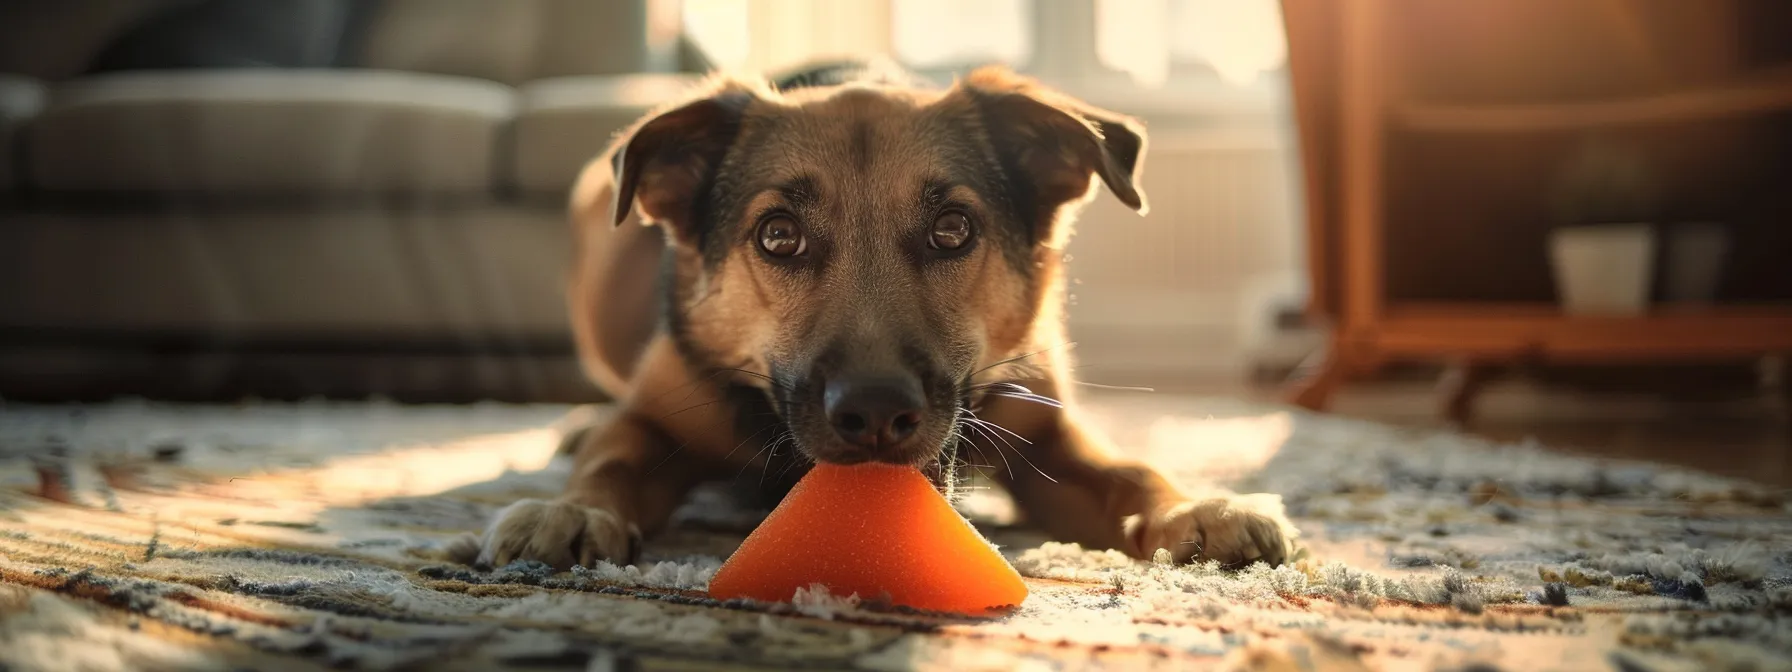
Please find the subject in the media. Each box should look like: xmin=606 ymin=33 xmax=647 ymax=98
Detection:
xmin=607 ymin=81 xmax=758 ymax=241
xmin=962 ymin=67 xmax=1148 ymax=217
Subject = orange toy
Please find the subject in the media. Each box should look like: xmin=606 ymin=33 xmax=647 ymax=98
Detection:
xmin=708 ymin=463 xmax=1028 ymax=614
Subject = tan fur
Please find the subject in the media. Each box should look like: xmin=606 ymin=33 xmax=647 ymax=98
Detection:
xmin=479 ymin=67 xmax=1295 ymax=571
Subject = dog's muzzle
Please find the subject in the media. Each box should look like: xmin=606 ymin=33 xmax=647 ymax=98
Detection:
xmin=823 ymin=373 xmax=926 ymax=452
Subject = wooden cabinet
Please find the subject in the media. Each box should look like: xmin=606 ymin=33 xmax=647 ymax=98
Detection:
xmin=1278 ymin=0 xmax=1792 ymax=421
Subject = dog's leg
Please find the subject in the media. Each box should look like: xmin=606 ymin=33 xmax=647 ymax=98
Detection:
xmin=480 ymin=340 xmax=729 ymax=570
xmin=971 ymin=382 xmax=1294 ymax=567
xmin=477 ymin=412 xmax=705 ymax=569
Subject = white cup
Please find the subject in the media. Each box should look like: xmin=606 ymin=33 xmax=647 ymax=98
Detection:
xmin=1548 ymin=224 xmax=1657 ymax=315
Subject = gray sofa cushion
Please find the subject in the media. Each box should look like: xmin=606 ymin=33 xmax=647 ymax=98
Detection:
xmin=0 ymin=74 xmax=46 ymax=191
xmin=0 ymin=206 xmax=570 ymax=334
xmin=85 ymin=0 xmax=377 ymax=72
xmin=25 ymin=69 xmax=514 ymax=193
xmin=356 ymin=0 xmax=546 ymax=87
xmin=0 ymin=1 xmax=180 ymax=80
xmin=510 ymin=73 xmax=701 ymax=195
xmin=355 ymin=0 xmax=673 ymax=86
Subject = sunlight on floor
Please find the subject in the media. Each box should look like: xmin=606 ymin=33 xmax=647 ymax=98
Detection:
xmin=297 ymin=428 xmax=562 ymax=504
xmin=146 ymin=427 xmax=568 ymax=538
xmin=1141 ymin=412 xmax=1295 ymax=484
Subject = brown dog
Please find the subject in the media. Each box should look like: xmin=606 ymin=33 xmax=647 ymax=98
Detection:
xmin=477 ymin=63 xmax=1295 ymax=571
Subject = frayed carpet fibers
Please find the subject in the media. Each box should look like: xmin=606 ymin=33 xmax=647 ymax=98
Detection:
xmin=0 ymin=396 xmax=1787 ymax=671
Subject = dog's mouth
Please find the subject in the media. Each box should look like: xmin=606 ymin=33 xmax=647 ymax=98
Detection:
xmin=751 ymin=358 xmax=1067 ymax=473
xmin=781 ymin=399 xmax=963 ymax=468
xmin=763 ymin=370 xmax=972 ymax=468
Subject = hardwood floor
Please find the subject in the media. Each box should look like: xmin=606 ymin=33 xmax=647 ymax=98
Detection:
xmin=1320 ymin=380 xmax=1791 ymax=487
xmin=1092 ymin=370 xmax=1791 ymax=487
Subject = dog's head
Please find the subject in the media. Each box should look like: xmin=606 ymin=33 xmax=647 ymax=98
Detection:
xmin=606 ymin=66 xmax=1146 ymax=466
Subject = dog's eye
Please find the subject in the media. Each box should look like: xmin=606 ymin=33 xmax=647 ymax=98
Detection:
xmin=757 ymin=216 xmax=807 ymax=257
xmin=929 ymin=212 xmax=973 ymax=251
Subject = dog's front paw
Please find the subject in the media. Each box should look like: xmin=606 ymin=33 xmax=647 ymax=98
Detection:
xmin=476 ymin=498 xmax=641 ymax=570
xmin=1123 ymin=496 xmax=1295 ymax=568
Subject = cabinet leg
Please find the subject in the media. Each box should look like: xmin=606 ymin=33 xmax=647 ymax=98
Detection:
xmin=1437 ymin=361 xmax=1495 ymax=427
xmin=1286 ymin=340 xmax=1350 ymax=412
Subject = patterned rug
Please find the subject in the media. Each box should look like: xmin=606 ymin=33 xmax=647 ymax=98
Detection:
xmin=1 ymin=396 xmax=1788 ymax=671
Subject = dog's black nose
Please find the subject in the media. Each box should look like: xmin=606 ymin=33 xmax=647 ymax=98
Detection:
xmin=824 ymin=375 xmax=924 ymax=450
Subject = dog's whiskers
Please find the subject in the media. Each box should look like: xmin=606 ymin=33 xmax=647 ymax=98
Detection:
xmin=649 ymin=410 xmax=778 ymax=476
xmin=760 ymin=435 xmax=788 ymax=488
xmin=771 ymin=443 xmax=810 ymax=483
xmin=962 ymin=411 xmax=1056 ymax=484
xmin=949 ymin=426 xmax=996 ymax=478
xmin=655 ymin=398 xmax=728 ymax=423
xmin=968 ymin=342 xmax=1075 ymax=381
xmin=719 ymin=423 xmax=781 ymax=462
xmin=642 ymin=367 xmax=788 ymax=428
xmin=964 ymin=381 xmax=1065 ymax=410
xmin=736 ymin=429 xmax=790 ymax=482
xmin=967 ymin=383 xmax=1060 ymax=410
xmin=951 ymin=429 xmax=982 ymax=464
xmin=982 ymin=390 xmax=1064 ymax=409
xmin=964 ymin=413 xmax=1033 ymax=446
xmin=966 ymin=381 xmax=1034 ymax=395
xmin=959 ymin=419 xmax=1014 ymax=480
xmin=936 ymin=438 xmax=961 ymax=502
xmin=636 ymin=368 xmax=742 ymax=414
xmin=1075 ymin=381 xmax=1156 ymax=393
xmin=717 ymin=367 xmax=793 ymax=392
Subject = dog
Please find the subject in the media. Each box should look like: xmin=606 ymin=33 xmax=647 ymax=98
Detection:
xmin=476 ymin=62 xmax=1296 ymax=572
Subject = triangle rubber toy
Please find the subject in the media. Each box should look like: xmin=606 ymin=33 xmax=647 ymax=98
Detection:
xmin=708 ymin=463 xmax=1028 ymax=614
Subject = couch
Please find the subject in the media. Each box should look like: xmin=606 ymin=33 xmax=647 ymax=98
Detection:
xmin=0 ymin=0 xmax=710 ymax=402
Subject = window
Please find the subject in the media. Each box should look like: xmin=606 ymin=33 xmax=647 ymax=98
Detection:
xmin=682 ymin=0 xmax=752 ymax=71
xmin=892 ymin=0 xmax=1032 ymax=70
xmin=1099 ymin=0 xmax=1288 ymax=86
xmin=681 ymin=0 xmax=896 ymax=74
xmin=678 ymin=0 xmax=1287 ymax=89
xmin=1096 ymin=0 xmax=1172 ymax=86
xmin=1165 ymin=0 xmax=1287 ymax=85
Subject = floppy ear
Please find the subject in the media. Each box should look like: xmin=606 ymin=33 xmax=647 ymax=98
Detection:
xmin=606 ymin=81 xmax=757 ymax=243
xmin=962 ymin=67 xmax=1148 ymax=217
